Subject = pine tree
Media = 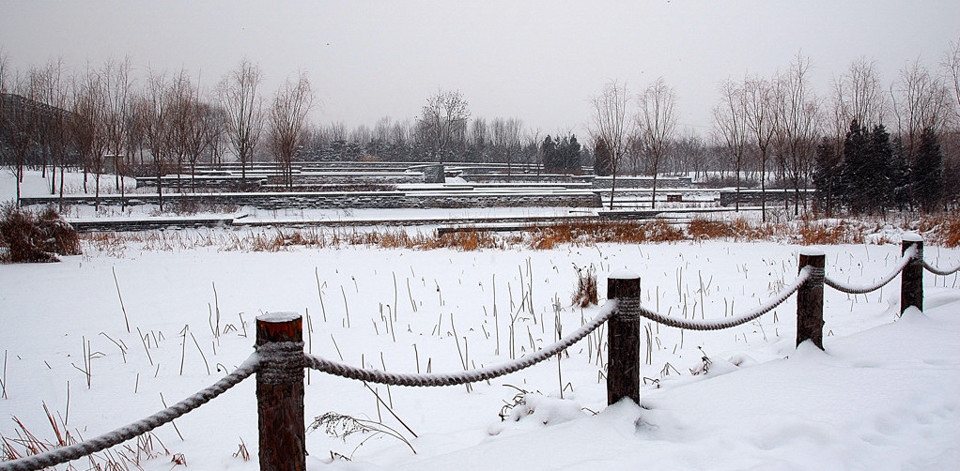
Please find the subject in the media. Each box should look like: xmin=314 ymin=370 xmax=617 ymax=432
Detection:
xmin=890 ymin=136 xmax=912 ymax=211
xmin=813 ymin=138 xmax=840 ymax=215
xmin=560 ymin=134 xmax=581 ymax=173
xmin=865 ymin=124 xmax=893 ymax=213
xmin=840 ymin=120 xmax=869 ymax=214
xmin=593 ymin=138 xmax=612 ymax=176
xmin=541 ymin=135 xmax=558 ymax=173
xmin=912 ymin=127 xmax=943 ymax=213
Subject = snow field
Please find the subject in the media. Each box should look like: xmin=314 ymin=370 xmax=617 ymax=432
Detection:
xmin=1 ymin=238 xmax=958 ymax=470
xmin=2 ymin=169 xmax=960 ymax=469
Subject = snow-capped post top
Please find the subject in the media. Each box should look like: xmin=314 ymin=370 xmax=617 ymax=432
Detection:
xmin=799 ymin=247 xmax=825 ymax=257
xmin=257 ymin=311 xmax=302 ymax=323
xmin=609 ymin=269 xmax=639 ymax=280
xmin=901 ymin=233 xmax=923 ymax=243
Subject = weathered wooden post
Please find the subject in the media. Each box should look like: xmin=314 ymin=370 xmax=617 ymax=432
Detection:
xmin=607 ymin=272 xmax=641 ymax=406
xmin=901 ymin=233 xmax=924 ymax=314
xmin=256 ymin=312 xmax=305 ymax=471
xmin=796 ymin=249 xmax=825 ymax=349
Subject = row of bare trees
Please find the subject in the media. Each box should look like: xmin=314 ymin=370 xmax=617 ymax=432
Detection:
xmin=0 ymin=56 xmax=315 ymax=206
xmin=588 ymin=43 xmax=960 ymax=215
xmin=590 ymin=78 xmax=680 ymax=209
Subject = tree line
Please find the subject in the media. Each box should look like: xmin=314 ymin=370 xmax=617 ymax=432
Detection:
xmin=591 ymin=44 xmax=960 ymax=215
xmin=2 ymin=41 xmax=960 ymax=216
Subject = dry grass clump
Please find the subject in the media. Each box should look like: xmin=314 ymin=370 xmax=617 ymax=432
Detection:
xmin=571 ymin=264 xmax=598 ymax=307
xmin=429 ymin=230 xmax=506 ymax=250
xmin=919 ymin=213 xmax=960 ymax=248
xmin=529 ymin=219 xmax=685 ymax=249
xmin=797 ymin=219 xmax=866 ymax=245
xmin=942 ymin=215 xmax=960 ymax=248
xmin=687 ymin=218 xmax=736 ymax=240
xmin=0 ymin=204 xmax=82 ymax=263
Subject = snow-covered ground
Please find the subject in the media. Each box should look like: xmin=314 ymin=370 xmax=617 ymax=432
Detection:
xmin=1 ymin=169 xmax=959 ymax=470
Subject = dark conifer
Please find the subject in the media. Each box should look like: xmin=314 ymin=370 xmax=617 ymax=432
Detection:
xmin=594 ymin=138 xmax=612 ymax=176
xmin=912 ymin=127 xmax=943 ymax=213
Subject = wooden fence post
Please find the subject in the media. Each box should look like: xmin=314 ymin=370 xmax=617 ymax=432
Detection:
xmin=901 ymin=234 xmax=924 ymax=314
xmin=796 ymin=249 xmax=825 ymax=349
xmin=256 ymin=312 xmax=305 ymax=471
xmin=607 ymin=272 xmax=641 ymax=406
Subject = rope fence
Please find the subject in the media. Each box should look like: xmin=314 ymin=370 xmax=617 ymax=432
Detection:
xmin=304 ymin=301 xmax=618 ymax=387
xmin=2 ymin=233 xmax=956 ymax=471
xmin=0 ymin=356 xmax=259 ymax=471
xmin=825 ymin=245 xmax=916 ymax=294
xmin=923 ymin=259 xmax=960 ymax=276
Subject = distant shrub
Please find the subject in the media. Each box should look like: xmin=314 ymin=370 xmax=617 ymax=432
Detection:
xmin=0 ymin=204 xmax=81 ymax=263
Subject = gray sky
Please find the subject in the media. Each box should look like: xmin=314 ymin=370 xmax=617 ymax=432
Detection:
xmin=2 ymin=0 xmax=958 ymax=138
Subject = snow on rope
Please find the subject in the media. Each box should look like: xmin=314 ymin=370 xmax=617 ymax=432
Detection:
xmin=305 ymin=301 xmax=619 ymax=387
xmin=0 ymin=355 xmax=260 ymax=471
xmin=923 ymin=260 xmax=960 ymax=276
xmin=823 ymin=245 xmax=917 ymax=295
xmin=633 ymin=266 xmax=814 ymax=331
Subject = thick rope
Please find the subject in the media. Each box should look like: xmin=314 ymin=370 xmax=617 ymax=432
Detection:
xmin=305 ymin=301 xmax=618 ymax=386
xmin=0 ymin=355 xmax=259 ymax=471
xmin=632 ymin=266 xmax=813 ymax=331
xmin=923 ymin=260 xmax=960 ymax=276
xmin=824 ymin=245 xmax=917 ymax=295
xmin=257 ymin=340 xmax=305 ymax=384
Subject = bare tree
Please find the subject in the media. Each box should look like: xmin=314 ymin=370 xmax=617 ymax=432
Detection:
xmin=469 ymin=117 xmax=488 ymax=162
xmin=637 ymin=77 xmax=678 ymax=209
xmin=744 ymin=75 xmax=777 ymax=221
xmin=144 ymin=71 xmax=171 ymax=209
xmin=0 ymin=48 xmax=7 ymax=97
xmin=590 ymin=80 xmax=630 ymax=209
xmin=418 ymin=89 xmax=470 ymax=163
xmin=71 ymin=68 xmax=110 ymax=208
xmin=832 ymin=57 xmax=886 ymax=133
xmin=267 ymin=72 xmax=313 ymax=188
xmin=205 ymin=104 xmax=229 ymax=166
xmin=891 ymin=57 xmax=952 ymax=156
xmin=773 ymin=54 xmax=821 ymax=215
xmin=945 ymin=37 xmax=960 ymax=124
xmin=713 ymin=79 xmax=750 ymax=211
xmin=218 ymin=59 xmax=264 ymax=187
xmin=6 ymin=69 xmax=45 ymax=205
xmin=101 ymin=58 xmax=132 ymax=199
xmin=33 ymin=60 xmax=71 ymax=205
xmin=492 ymin=117 xmax=522 ymax=176
xmin=183 ymin=97 xmax=219 ymax=191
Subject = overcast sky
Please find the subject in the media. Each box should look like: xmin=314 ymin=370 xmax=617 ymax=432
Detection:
xmin=2 ymin=1 xmax=958 ymax=138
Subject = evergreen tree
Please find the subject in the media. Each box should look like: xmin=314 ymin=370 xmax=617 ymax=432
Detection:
xmin=865 ymin=124 xmax=893 ymax=212
xmin=541 ymin=135 xmax=558 ymax=172
xmin=839 ymin=120 xmax=869 ymax=214
xmin=564 ymin=135 xmax=582 ymax=172
xmin=890 ymin=136 xmax=912 ymax=211
xmin=912 ymin=127 xmax=943 ymax=213
xmin=813 ymin=138 xmax=840 ymax=215
xmin=841 ymin=121 xmax=897 ymax=215
xmin=593 ymin=138 xmax=612 ymax=176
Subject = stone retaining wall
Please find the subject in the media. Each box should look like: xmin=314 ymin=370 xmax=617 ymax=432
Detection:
xmin=21 ymin=191 xmax=601 ymax=210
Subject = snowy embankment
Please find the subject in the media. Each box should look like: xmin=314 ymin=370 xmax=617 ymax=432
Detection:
xmin=1 ymin=168 xmax=959 ymax=470
xmin=4 ymin=169 xmax=592 ymax=229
